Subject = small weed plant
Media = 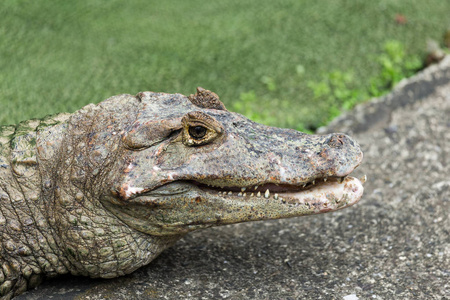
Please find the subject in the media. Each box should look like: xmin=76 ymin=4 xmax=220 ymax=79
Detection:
xmin=233 ymin=40 xmax=422 ymax=131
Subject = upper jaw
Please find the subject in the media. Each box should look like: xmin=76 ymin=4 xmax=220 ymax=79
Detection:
xmin=134 ymin=174 xmax=365 ymax=208
xmin=191 ymin=175 xmax=364 ymax=204
xmin=120 ymin=156 xmax=364 ymax=202
xmin=192 ymin=174 xmax=353 ymax=192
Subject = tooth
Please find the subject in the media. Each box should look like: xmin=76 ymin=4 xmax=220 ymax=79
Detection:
xmin=274 ymin=193 xmax=278 ymax=200
xmin=241 ymin=187 xmax=246 ymax=192
xmin=257 ymin=191 xmax=261 ymax=197
xmin=281 ymin=198 xmax=285 ymax=203
xmin=228 ymin=191 xmax=232 ymax=195
xmin=360 ymin=175 xmax=367 ymax=184
xmin=324 ymin=177 xmax=327 ymax=182
xmin=243 ymin=192 xmax=247 ymax=196
xmin=254 ymin=186 xmax=258 ymax=190
xmin=264 ymin=189 xmax=270 ymax=198
xmin=338 ymin=177 xmax=344 ymax=183
xmin=251 ymin=193 xmax=254 ymax=197
xmin=238 ymin=192 xmax=242 ymax=197
xmin=218 ymin=191 xmax=222 ymax=195
xmin=312 ymin=180 xmax=315 ymax=185
xmin=303 ymin=183 xmax=307 ymax=188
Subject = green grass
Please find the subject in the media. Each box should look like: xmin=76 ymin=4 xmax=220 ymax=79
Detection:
xmin=1 ymin=0 xmax=449 ymax=130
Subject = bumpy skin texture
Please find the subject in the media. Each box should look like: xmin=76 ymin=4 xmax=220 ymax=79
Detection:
xmin=0 ymin=88 xmax=363 ymax=299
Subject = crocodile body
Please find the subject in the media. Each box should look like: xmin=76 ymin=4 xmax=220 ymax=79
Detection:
xmin=0 ymin=88 xmax=363 ymax=299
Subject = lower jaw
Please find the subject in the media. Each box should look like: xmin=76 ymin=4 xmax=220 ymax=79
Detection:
xmin=201 ymin=176 xmax=365 ymax=212
xmin=279 ymin=176 xmax=364 ymax=213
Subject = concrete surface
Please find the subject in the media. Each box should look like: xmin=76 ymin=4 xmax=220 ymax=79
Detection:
xmin=18 ymin=57 xmax=450 ymax=299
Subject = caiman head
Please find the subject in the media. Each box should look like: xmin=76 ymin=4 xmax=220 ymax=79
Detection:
xmin=69 ymin=87 xmax=363 ymax=237
xmin=3 ymin=87 xmax=365 ymax=300
xmin=45 ymin=88 xmax=363 ymax=241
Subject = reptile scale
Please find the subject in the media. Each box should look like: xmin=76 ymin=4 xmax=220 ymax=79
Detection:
xmin=0 ymin=88 xmax=364 ymax=299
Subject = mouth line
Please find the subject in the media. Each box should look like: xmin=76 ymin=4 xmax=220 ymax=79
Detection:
xmin=191 ymin=175 xmax=349 ymax=195
xmin=125 ymin=172 xmax=365 ymax=210
xmin=189 ymin=174 xmax=365 ymax=206
xmin=122 ymin=174 xmax=365 ymax=219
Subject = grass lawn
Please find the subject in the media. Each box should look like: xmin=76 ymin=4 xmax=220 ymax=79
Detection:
xmin=1 ymin=0 xmax=449 ymax=130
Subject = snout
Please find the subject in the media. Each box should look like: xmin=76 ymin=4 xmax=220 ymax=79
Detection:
xmin=322 ymin=133 xmax=363 ymax=177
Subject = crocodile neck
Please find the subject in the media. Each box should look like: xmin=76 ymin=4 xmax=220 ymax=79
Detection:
xmin=0 ymin=117 xmax=71 ymax=296
xmin=0 ymin=112 xmax=181 ymax=298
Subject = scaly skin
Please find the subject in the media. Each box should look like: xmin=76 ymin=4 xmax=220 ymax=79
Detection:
xmin=0 ymin=88 xmax=364 ymax=299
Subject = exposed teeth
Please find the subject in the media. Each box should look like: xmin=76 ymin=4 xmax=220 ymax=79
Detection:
xmin=215 ymin=175 xmax=358 ymax=200
xmin=360 ymin=175 xmax=367 ymax=184
xmin=218 ymin=189 xmax=281 ymax=202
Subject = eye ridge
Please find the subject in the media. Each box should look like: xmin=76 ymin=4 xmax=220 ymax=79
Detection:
xmin=189 ymin=125 xmax=207 ymax=140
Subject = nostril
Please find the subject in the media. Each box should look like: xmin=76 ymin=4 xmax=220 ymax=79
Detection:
xmin=327 ymin=134 xmax=346 ymax=148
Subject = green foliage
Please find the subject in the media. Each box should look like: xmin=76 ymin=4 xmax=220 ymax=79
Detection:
xmin=295 ymin=64 xmax=306 ymax=76
xmin=260 ymin=76 xmax=277 ymax=92
xmin=1 ymin=1 xmax=448 ymax=130
xmin=232 ymin=85 xmax=312 ymax=133
xmin=306 ymin=70 xmax=366 ymax=127
xmin=231 ymin=90 xmax=277 ymax=127
xmin=231 ymin=37 xmax=433 ymax=131
xmin=369 ymin=40 xmax=422 ymax=97
xmin=232 ymin=39 xmax=424 ymax=131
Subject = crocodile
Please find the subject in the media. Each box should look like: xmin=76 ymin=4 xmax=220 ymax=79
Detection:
xmin=0 ymin=88 xmax=364 ymax=299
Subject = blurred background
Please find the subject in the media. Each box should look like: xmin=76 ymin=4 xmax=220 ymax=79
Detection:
xmin=1 ymin=0 xmax=449 ymax=131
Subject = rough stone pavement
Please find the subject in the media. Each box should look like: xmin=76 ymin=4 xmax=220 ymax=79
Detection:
xmin=18 ymin=57 xmax=450 ymax=299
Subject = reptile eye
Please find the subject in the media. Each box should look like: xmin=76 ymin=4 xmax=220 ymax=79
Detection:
xmin=182 ymin=111 xmax=223 ymax=146
xmin=189 ymin=126 xmax=207 ymax=140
